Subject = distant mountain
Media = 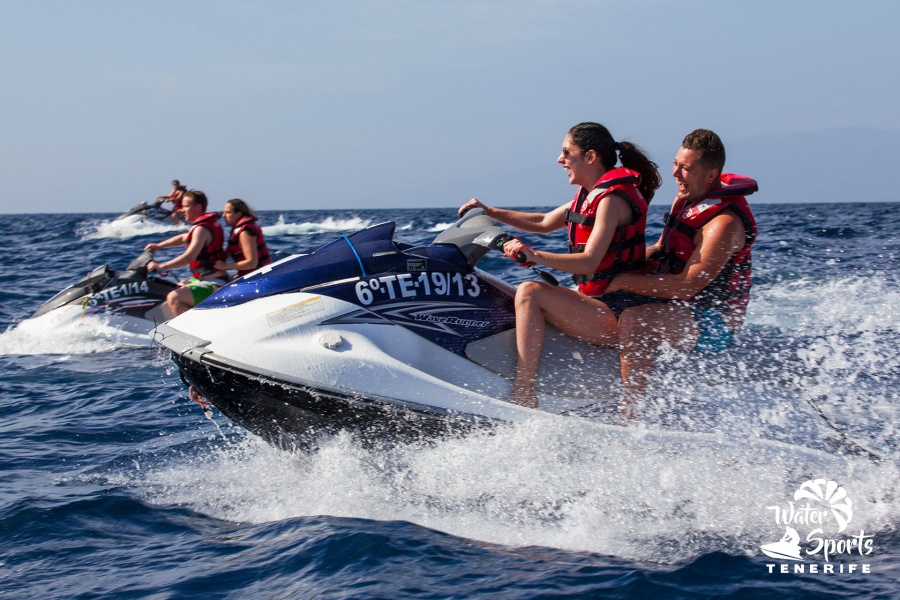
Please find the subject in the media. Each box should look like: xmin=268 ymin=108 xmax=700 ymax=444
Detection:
xmin=727 ymin=127 xmax=900 ymax=203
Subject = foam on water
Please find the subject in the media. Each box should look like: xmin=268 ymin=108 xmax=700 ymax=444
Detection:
xmin=78 ymin=216 xmax=187 ymax=240
xmin=747 ymin=274 xmax=899 ymax=455
xmin=0 ymin=310 xmax=148 ymax=355
xmin=426 ymin=222 xmax=455 ymax=233
xmin=749 ymin=275 xmax=900 ymax=335
xmin=262 ymin=214 xmax=374 ymax=236
xmin=121 ymin=416 xmax=897 ymax=565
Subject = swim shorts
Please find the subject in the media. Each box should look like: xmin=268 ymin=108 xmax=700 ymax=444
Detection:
xmin=598 ymin=290 xmax=668 ymax=317
xmin=186 ymin=278 xmax=225 ymax=305
xmin=599 ymin=291 xmax=734 ymax=353
xmin=691 ymin=306 xmax=733 ymax=353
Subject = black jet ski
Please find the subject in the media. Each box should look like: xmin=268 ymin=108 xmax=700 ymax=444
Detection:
xmin=115 ymin=198 xmax=178 ymax=224
xmin=152 ymin=209 xmax=623 ymax=444
xmin=32 ymin=250 xmax=179 ymax=339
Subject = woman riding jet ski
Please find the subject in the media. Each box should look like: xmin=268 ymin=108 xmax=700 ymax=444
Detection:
xmin=152 ymin=209 xmax=624 ymax=444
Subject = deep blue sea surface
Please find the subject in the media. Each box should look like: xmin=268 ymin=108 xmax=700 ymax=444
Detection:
xmin=1 ymin=204 xmax=898 ymax=598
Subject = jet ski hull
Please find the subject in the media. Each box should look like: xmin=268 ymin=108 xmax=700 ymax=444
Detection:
xmin=170 ymin=344 xmax=487 ymax=446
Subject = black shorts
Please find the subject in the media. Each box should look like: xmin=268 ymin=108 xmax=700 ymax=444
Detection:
xmin=596 ymin=290 xmax=668 ymax=318
xmin=596 ymin=292 xmax=734 ymax=353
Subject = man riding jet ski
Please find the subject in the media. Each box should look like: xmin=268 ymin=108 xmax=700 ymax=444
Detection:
xmin=114 ymin=180 xmax=188 ymax=224
xmin=152 ymin=209 xmax=624 ymax=444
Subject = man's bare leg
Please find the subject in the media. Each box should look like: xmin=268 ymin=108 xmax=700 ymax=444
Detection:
xmin=617 ymin=303 xmax=699 ymax=416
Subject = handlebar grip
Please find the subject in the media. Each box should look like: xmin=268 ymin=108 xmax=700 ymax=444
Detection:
xmin=489 ymin=234 xmax=528 ymax=263
xmin=489 ymin=233 xmax=513 ymax=250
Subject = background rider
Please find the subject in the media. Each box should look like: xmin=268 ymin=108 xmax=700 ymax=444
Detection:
xmin=157 ymin=179 xmax=187 ymax=223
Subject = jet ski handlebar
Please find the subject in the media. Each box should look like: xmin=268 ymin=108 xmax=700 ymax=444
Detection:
xmin=433 ymin=208 xmax=529 ymax=266
xmin=486 ymin=233 xmax=529 ymax=264
xmin=435 ymin=208 xmax=558 ymax=286
xmin=124 ymin=249 xmax=172 ymax=280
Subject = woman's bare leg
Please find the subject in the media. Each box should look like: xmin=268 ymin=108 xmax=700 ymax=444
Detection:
xmin=512 ymin=281 xmax=618 ymax=407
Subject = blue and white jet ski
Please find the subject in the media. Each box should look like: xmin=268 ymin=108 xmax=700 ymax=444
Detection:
xmin=153 ymin=210 xmax=623 ymax=442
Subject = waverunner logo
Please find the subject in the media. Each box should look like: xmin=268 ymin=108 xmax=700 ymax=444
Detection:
xmin=762 ymin=478 xmax=874 ymax=574
xmin=323 ymin=301 xmax=493 ymax=336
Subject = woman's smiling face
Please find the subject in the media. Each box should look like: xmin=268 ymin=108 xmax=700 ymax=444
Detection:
xmin=558 ymin=134 xmax=596 ymax=189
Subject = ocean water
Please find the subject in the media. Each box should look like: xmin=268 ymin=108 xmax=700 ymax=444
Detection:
xmin=1 ymin=204 xmax=897 ymax=599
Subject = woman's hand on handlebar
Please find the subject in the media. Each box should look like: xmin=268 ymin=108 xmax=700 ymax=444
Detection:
xmin=503 ymin=238 xmax=536 ymax=266
xmin=458 ymin=198 xmax=489 ymax=217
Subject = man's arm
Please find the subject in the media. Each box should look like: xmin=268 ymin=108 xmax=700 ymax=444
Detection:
xmin=145 ymin=232 xmax=188 ymax=253
xmin=645 ymin=235 xmax=663 ymax=258
xmin=608 ymin=211 xmax=746 ymax=300
xmin=149 ymin=228 xmax=210 ymax=271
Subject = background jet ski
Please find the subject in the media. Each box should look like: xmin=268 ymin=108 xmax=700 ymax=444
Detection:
xmin=115 ymin=198 xmax=178 ymax=224
xmin=32 ymin=250 xmax=178 ymax=338
xmin=153 ymin=209 xmax=623 ymax=444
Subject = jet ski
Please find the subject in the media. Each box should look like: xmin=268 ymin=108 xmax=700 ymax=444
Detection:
xmin=115 ymin=198 xmax=178 ymax=224
xmin=153 ymin=209 xmax=623 ymax=444
xmin=32 ymin=250 xmax=178 ymax=338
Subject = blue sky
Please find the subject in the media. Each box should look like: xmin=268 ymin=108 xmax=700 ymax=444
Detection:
xmin=2 ymin=0 xmax=898 ymax=213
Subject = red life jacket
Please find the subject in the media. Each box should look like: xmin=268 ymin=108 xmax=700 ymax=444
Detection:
xmin=168 ymin=185 xmax=186 ymax=210
xmin=564 ymin=167 xmax=649 ymax=296
xmin=186 ymin=212 xmax=226 ymax=278
xmin=651 ymin=173 xmax=758 ymax=320
xmin=227 ymin=216 xmax=272 ymax=276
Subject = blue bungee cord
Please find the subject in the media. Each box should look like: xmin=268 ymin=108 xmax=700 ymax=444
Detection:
xmin=342 ymin=234 xmax=368 ymax=278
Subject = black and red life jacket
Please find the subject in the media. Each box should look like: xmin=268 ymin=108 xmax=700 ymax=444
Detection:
xmin=227 ymin=216 xmax=271 ymax=276
xmin=564 ymin=167 xmax=648 ymax=296
xmin=168 ymin=185 xmax=186 ymax=210
xmin=186 ymin=212 xmax=226 ymax=278
xmin=651 ymin=173 xmax=758 ymax=318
